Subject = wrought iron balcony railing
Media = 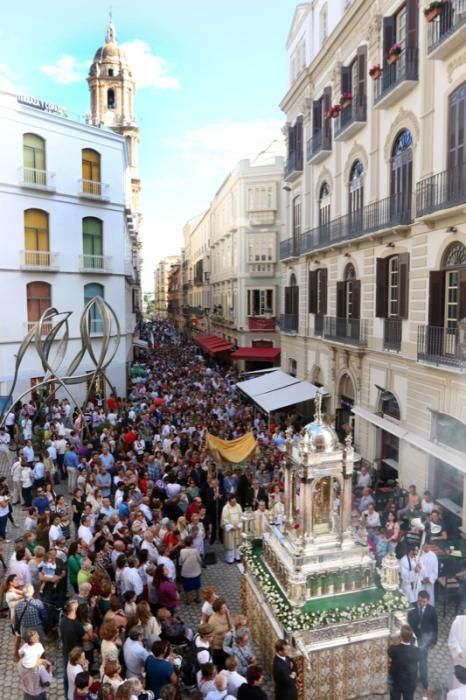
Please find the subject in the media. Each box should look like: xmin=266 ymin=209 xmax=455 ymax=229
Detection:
xmin=335 ymin=94 xmax=367 ymax=139
xmin=284 ymin=151 xmax=303 ymax=179
xmin=279 ymin=313 xmax=299 ymax=333
xmin=314 ymin=313 xmax=324 ymax=336
xmin=416 ymin=164 xmax=466 ymax=217
xmin=324 ymin=317 xmax=367 ymax=346
xmin=374 ymin=47 xmax=418 ymax=105
xmin=417 ymin=325 xmax=465 ymax=370
xmin=383 ymin=318 xmax=402 ymax=351
xmin=427 ymin=0 xmax=466 ymax=54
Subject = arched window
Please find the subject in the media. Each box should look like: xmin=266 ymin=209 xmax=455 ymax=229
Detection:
xmin=348 ymin=160 xmax=364 ymax=216
xmin=428 ymin=242 xmax=466 ymax=334
xmin=391 ymin=129 xmax=413 ymax=214
xmin=23 ymin=133 xmax=46 ymax=185
xmin=107 ymin=88 xmax=115 ymax=109
xmin=319 ymin=182 xmax=330 ymax=229
xmin=82 ymin=218 xmax=103 ymax=270
xmin=84 ymin=283 xmax=104 ymax=334
xmin=26 ymin=282 xmax=51 ymax=328
xmin=81 ymin=149 xmax=101 ymax=195
xmin=24 ymin=210 xmax=50 ymax=267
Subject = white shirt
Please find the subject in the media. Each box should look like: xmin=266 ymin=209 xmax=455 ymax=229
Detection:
xmin=67 ymin=662 xmax=84 ymax=700
xmin=11 ymin=460 xmax=22 ymax=481
xmin=8 ymin=558 xmax=31 ymax=586
xmin=157 ymin=554 xmax=176 ymax=581
xmin=20 ymin=467 xmax=33 ymax=488
xmin=449 ymin=615 xmax=466 ymax=665
xmin=0 ymin=432 xmax=10 ymax=452
xmin=121 ymin=566 xmax=143 ymax=595
xmin=49 ymin=524 xmax=62 ymax=544
xmin=78 ymin=525 xmax=93 ymax=546
xmin=141 ymin=540 xmax=158 ymax=563
xmin=447 ymin=688 xmax=466 ymax=699
xmin=226 ymin=670 xmax=247 ymax=697
xmin=123 ymin=637 xmax=149 ymax=676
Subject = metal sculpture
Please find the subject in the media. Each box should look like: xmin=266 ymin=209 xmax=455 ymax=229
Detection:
xmin=0 ymin=297 xmax=121 ymax=424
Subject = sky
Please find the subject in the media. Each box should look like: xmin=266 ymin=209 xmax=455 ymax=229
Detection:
xmin=0 ymin=0 xmax=298 ymax=291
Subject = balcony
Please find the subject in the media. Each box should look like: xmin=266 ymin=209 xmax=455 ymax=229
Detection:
xmin=279 ymin=313 xmax=298 ymax=334
xmin=428 ymin=0 xmax=466 ymax=59
xmin=307 ymin=130 xmax=331 ymax=164
xmin=26 ymin=321 xmax=53 ymax=336
xmin=383 ymin=318 xmax=402 ymax=351
xmin=19 ymin=167 xmax=56 ymax=192
xmin=248 ymin=262 xmax=275 ymax=276
xmin=417 ymin=325 xmax=465 ymax=370
xmin=79 ymin=254 xmax=112 ymax=273
xmin=248 ymin=316 xmax=276 ymax=331
xmin=374 ymin=48 xmax=418 ymax=110
xmin=78 ymin=179 xmax=110 ymax=201
xmin=299 ymin=192 xmax=413 ymax=256
xmin=416 ymin=165 xmax=466 ymax=219
xmin=324 ymin=317 xmax=367 ymax=346
xmin=284 ymin=152 xmax=303 ymax=182
xmin=21 ymin=249 xmax=59 ymax=270
xmin=314 ymin=313 xmax=324 ymax=336
xmin=334 ymin=94 xmax=367 ymax=141
xmin=279 ymin=238 xmax=300 ymax=261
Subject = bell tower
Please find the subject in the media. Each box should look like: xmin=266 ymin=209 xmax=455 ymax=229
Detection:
xmin=88 ymin=19 xmax=141 ymax=216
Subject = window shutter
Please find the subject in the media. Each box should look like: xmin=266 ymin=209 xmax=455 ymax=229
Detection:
xmin=323 ymin=88 xmax=332 ymax=150
xmin=296 ymin=116 xmax=303 ymax=170
xmin=375 ymin=257 xmax=389 ymax=318
xmin=341 ymin=66 xmax=352 ymax=96
xmin=351 ymin=279 xmax=361 ymax=320
xmin=459 ymin=268 xmax=466 ymax=322
xmin=308 ymin=271 xmax=317 ymax=313
xmin=398 ymin=253 xmax=410 ymax=320
xmin=336 ymin=281 xmax=346 ymax=318
xmin=383 ymin=16 xmax=396 ymax=61
xmin=288 ymin=125 xmax=295 ymax=158
xmin=406 ymin=0 xmax=418 ymax=50
xmin=428 ymin=271 xmax=445 ymax=327
xmin=356 ymin=46 xmax=367 ymax=105
xmin=292 ymin=285 xmax=299 ymax=317
xmin=319 ymin=268 xmax=328 ymax=314
xmin=284 ymin=286 xmax=291 ymax=314
xmin=312 ymin=100 xmax=321 ymax=134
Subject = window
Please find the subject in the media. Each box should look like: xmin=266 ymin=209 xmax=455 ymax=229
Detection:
xmin=247 ymin=185 xmax=276 ymax=211
xmin=27 ymin=282 xmax=51 ymax=329
xmin=375 ymin=254 xmax=409 ymax=319
xmin=339 ymin=47 xmax=367 ymax=122
xmin=84 ymin=283 xmax=104 ymax=334
xmin=349 ymin=160 xmax=364 ymax=215
xmin=287 ymin=117 xmax=303 ymax=172
xmin=82 ymin=218 xmax=103 ymax=269
xmin=448 ymin=83 xmax=466 ymax=182
xmin=319 ymin=182 xmax=331 ymax=229
xmin=82 ymin=149 xmax=101 ymax=195
xmin=248 ymin=234 xmax=275 ymax=263
xmin=107 ymin=89 xmax=116 ymax=109
xmin=336 ymin=263 xmax=361 ymax=320
xmin=391 ymin=130 xmax=413 ymax=213
xmin=382 ymin=1 xmax=418 ymax=81
xmin=247 ymin=289 xmax=274 ymax=316
xmin=284 ymin=274 xmax=299 ymax=330
xmin=309 ymin=268 xmax=328 ymax=315
xmin=23 ymin=133 xmax=46 ymax=185
xmin=311 ymin=88 xmax=332 ymax=151
xmin=24 ymin=210 xmax=50 ymax=266
xmin=108 ymin=68 xmax=114 ymax=77
xmin=429 ymin=242 xmax=466 ymax=330
xmin=292 ymin=196 xmax=301 ymax=250
xmin=288 ymin=358 xmax=297 ymax=377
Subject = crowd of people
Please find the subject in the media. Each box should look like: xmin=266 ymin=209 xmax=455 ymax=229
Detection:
xmin=0 ymin=321 xmax=299 ymax=700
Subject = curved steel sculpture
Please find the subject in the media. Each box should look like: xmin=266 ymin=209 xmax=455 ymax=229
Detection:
xmin=0 ymin=297 xmax=121 ymax=425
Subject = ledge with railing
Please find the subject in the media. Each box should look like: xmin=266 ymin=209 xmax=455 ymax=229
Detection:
xmin=21 ymin=250 xmax=59 ymax=269
xmin=278 ymin=313 xmax=299 ymax=333
xmin=79 ymin=254 xmax=112 ymax=272
xmin=314 ymin=313 xmax=324 ymax=336
xmin=279 ymin=238 xmax=300 ymax=260
xmin=383 ymin=318 xmax=402 ymax=351
xmin=306 ymin=128 xmax=331 ymax=162
xmin=427 ymin=0 xmax=466 ymax=55
xmin=335 ymin=94 xmax=367 ymax=139
xmin=374 ymin=47 xmax=418 ymax=105
xmin=19 ymin=167 xmax=56 ymax=191
xmin=323 ymin=316 xmax=367 ymax=346
xmin=78 ymin=179 xmax=110 ymax=200
xmin=416 ymin=164 xmax=466 ymax=218
xmin=417 ymin=325 xmax=465 ymax=370
xmin=26 ymin=321 xmax=53 ymax=336
xmin=284 ymin=151 xmax=303 ymax=180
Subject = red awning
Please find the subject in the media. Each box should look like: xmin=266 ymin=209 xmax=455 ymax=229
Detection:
xmin=231 ymin=347 xmax=281 ymax=361
xmin=208 ymin=342 xmax=233 ymax=354
xmin=195 ymin=335 xmax=218 ymax=350
xmin=195 ymin=335 xmax=233 ymax=354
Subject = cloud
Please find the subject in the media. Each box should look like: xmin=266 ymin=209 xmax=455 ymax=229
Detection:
xmin=0 ymin=63 xmax=19 ymax=92
xmin=41 ymin=55 xmax=90 ymax=85
xmin=120 ymin=40 xmax=179 ymax=90
xmin=41 ymin=41 xmax=179 ymax=90
xmin=177 ymin=119 xmax=285 ymax=177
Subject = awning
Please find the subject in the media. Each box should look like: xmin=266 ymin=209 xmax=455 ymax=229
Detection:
xmin=236 ymin=369 xmax=300 ymax=398
xmin=351 ymin=405 xmax=407 ymax=439
xmin=352 ymin=405 xmax=466 ymax=474
xmin=255 ymin=381 xmax=322 ymax=413
xmin=195 ymin=335 xmax=232 ymax=353
xmin=231 ymin=347 xmax=281 ymax=362
xmin=133 ymin=338 xmax=148 ymax=349
xmin=207 ymin=341 xmax=233 ymax=354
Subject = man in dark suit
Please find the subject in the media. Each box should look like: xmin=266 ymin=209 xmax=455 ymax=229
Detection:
xmin=246 ymin=479 xmax=269 ymax=510
xmin=407 ymin=589 xmax=438 ymax=690
xmin=272 ymin=639 xmax=297 ymax=700
xmin=388 ymin=624 xmax=420 ymax=700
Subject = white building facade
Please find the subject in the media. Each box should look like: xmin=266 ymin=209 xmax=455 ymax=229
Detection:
xmin=0 ymin=89 xmax=136 ymax=404
xmin=280 ymin=1 xmax=466 ymax=523
xmin=154 ymin=256 xmax=180 ymax=318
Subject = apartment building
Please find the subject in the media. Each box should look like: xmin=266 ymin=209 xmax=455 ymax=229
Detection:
xmin=154 ymin=255 xmax=180 ymax=318
xmin=280 ymin=0 xmax=466 ymax=522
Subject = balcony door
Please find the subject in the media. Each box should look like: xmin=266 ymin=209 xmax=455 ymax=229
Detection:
xmin=318 ymin=182 xmax=330 ymax=244
xmin=292 ymin=196 xmax=301 ymax=254
xmin=23 ymin=133 xmax=46 ymax=185
xmin=448 ymin=83 xmax=466 ymax=200
xmin=428 ymin=242 xmax=466 ymax=358
xmin=27 ymin=282 xmax=51 ymax=327
xmin=336 ymin=263 xmax=361 ymax=340
xmin=391 ymin=129 xmax=413 ymax=216
xmin=83 ymin=217 xmax=103 ymax=269
xmin=348 ymin=160 xmax=364 ymax=233
xmin=24 ymin=209 xmax=49 ymax=266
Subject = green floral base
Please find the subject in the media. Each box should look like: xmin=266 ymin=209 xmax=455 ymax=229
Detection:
xmin=240 ymin=541 xmax=409 ymax=632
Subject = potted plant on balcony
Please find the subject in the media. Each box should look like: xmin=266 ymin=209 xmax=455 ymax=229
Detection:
xmin=424 ymin=0 xmax=446 ymax=21
xmin=369 ymin=64 xmax=383 ymax=80
xmin=386 ymin=43 xmax=402 ymax=65
xmin=339 ymin=92 xmax=353 ymax=109
xmin=330 ymin=104 xmax=341 ymax=119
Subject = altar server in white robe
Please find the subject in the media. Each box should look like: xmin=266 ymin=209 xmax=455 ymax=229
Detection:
xmin=400 ymin=545 xmax=423 ymax=603
xmin=448 ymin=608 xmax=466 ymax=688
xmin=221 ymin=495 xmax=243 ymax=564
xmin=254 ymin=500 xmax=268 ymax=538
xmin=419 ymin=543 xmax=439 ymax=604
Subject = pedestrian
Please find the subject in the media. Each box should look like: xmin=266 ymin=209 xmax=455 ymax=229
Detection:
xmin=209 ymin=597 xmax=233 ymax=671
xmin=388 ymin=624 xmax=420 ymax=700
xmin=272 ymin=639 xmax=297 ymax=700
xmin=17 ymin=655 xmax=53 ymax=700
xmin=448 ymin=607 xmax=466 ymax=688
xmin=448 ymin=665 xmax=466 ymax=699
xmin=407 ymin=590 xmax=438 ymax=690
xmin=237 ymin=665 xmax=268 ymax=700
xmin=179 ymin=535 xmax=202 ymax=604
xmin=221 ymin=495 xmax=243 ymax=564
xmin=144 ymin=639 xmax=177 ymax=698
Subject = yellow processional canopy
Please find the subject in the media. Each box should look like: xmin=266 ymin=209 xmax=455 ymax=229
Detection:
xmin=206 ymin=431 xmax=259 ymax=465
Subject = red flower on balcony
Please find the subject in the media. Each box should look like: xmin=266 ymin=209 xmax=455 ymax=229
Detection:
xmin=369 ymin=64 xmax=383 ymax=79
xmin=339 ymin=92 xmax=353 ymax=108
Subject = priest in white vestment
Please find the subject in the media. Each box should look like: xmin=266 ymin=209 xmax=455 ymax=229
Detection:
xmin=419 ymin=544 xmax=439 ymax=604
xmin=254 ymin=500 xmax=268 ymax=538
xmin=221 ymin=495 xmax=243 ymax=564
xmin=448 ymin=609 xmax=466 ymax=689
xmin=400 ymin=546 xmax=423 ymax=603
